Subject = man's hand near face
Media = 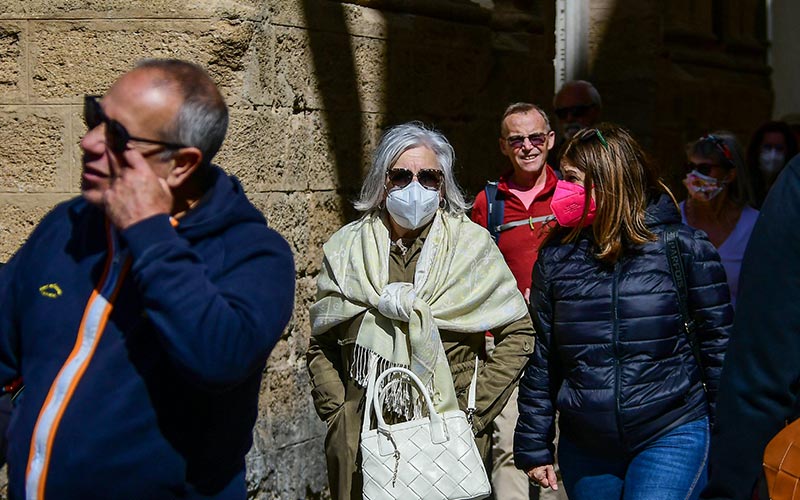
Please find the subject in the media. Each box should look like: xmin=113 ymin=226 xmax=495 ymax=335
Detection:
xmin=103 ymin=148 xmax=173 ymax=230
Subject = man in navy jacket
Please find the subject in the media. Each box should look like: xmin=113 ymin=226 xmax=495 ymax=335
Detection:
xmin=0 ymin=59 xmax=295 ymax=499
xmin=702 ymin=154 xmax=800 ymax=499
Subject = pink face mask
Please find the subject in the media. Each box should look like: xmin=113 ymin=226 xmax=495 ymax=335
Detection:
xmin=550 ymin=180 xmax=596 ymax=227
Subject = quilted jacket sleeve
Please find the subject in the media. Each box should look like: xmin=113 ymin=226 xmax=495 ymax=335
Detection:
xmin=514 ymin=253 xmax=558 ymax=470
xmin=681 ymin=228 xmax=733 ymax=416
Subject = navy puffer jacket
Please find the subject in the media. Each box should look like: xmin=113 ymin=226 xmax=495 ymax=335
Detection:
xmin=514 ymin=194 xmax=733 ymax=469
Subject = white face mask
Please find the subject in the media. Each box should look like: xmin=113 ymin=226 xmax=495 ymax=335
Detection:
xmin=385 ymin=181 xmax=440 ymax=230
xmin=759 ymin=148 xmax=785 ymax=175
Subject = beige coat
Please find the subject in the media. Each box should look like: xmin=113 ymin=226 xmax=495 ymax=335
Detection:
xmin=306 ymin=228 xmax=535 ymax=500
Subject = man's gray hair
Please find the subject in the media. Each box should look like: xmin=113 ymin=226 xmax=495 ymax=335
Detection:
xmin=136 ymin=59 xmax=228 ymax=167
xmin=354 ymin=122 xmax=471 ymax=214
xmin=500 ymin=102 xmax=551 ymax=136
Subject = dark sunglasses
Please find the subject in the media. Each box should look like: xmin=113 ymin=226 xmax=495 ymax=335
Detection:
xmin=84 ymin=95 xmax=187 ymax=154
xmin=386 ymin=168 xmax=444 ymax=190
xmin=576 ymin=128 xmax=609 ymax=149
xmin=505 ymin=133 xmax=548 ymax=149
xmin=554 ymin=104 xmax=595 ymax=120
xmin=685 ymin=162 xmax=718 ymax=176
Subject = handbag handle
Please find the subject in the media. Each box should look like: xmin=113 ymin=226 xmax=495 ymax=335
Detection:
xmin=362 ymin=356 xmax=480 ymax=432
xmin=363 ymin=365 xmax=449 ymax=445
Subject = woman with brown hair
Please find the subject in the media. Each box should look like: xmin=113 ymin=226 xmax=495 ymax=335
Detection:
xmin=514 ymin=124 xmax=733 ymax=500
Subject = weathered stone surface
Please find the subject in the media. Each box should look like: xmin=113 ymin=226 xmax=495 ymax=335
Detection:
xmin=248 ymin=434 xmax=329 ymax=500
xmin=305 ymin=110 xmax=374 ymax=193
xmin=0 ymin=107 xmax=70 ymax=193
xmin=286 ymin=276 xmax=316 ymax=365
xmin=268 ymin=0 xmax=388 ymax=39
xmin=66 ymin=105 xmax=86 ymax=192
xmin=249 ymin=191 xmax=310 ymax=274
xmin=0 ymin=23 xmax=25 ymax=104
xmin=27 ymin=19 xmax=256 ymax=105
xmin=265 ymin=364 xmax=321 ymax=448
xmin=307 ymin=191 xmax=353 ymax=269
xmin=247 ymin=363 xmax=328 ymax=499
xmin=262 ymin=276 xmax=316 ymax=376
xmin=351 ymin=37 xmax=387 ymax=114
xmin=248 ymin=190 xmax=347 ymax=277
xmin=0 ymin=194 xmax=74 ymax=261
xmin=0 ymin=0 xmax=262 ymax=21
xmin=272 ymin=25 xmax=355 ymax=112
xmin=219 ymin=107 xmax=310 ymax=193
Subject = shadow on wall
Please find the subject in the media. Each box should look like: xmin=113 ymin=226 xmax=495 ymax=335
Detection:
xmin=300 ymin=0 xmax=555 ymax=216
xmin=301 ymin=0 xmax=364 ymax=223
xmin=585 ymin=0 xmax=771 ymax=195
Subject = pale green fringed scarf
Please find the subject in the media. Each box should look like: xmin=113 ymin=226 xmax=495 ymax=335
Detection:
xmin=310 ymin=209 xmax=527 ymax=414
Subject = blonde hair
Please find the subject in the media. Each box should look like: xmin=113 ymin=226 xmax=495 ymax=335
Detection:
xmin=560 ymin=123 xmax=676 ymax=264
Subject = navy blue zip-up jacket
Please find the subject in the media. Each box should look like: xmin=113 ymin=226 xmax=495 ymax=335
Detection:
xmin=0 ymin=166 xmax=295 ymax=499
xmin=514 ymin=194 xmax=733 ymax=469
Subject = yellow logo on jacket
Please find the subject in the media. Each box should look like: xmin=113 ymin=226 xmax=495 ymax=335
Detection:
xmin=39 ymin=283 xmax=63 ymax=298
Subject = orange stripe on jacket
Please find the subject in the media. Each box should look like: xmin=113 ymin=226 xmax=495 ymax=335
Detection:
xmin=25 ymin=252 xmax=131 ymax=499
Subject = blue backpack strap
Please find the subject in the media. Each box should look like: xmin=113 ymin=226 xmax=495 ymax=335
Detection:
xmin=484 ymin=181 xmax=504 ymax=243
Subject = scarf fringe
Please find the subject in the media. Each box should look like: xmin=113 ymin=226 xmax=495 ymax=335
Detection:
xmin=352 ymin=346 xmax=428 ymax=420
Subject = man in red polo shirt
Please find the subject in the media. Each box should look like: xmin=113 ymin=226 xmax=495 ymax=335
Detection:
xmin=472 ymin=102 xmax=561 ymax=499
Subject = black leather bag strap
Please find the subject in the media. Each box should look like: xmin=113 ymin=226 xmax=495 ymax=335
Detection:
xmin=484 ymin=181 xmax=504 ymax=244
xmin=664 ymin=224 xmax=706 ymax=387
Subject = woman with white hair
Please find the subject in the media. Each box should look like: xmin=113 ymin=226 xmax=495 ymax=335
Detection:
xmin=306 ymin=122 xmax=535 ymax=499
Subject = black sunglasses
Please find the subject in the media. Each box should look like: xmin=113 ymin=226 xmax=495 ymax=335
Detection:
xmin=386 ymin=168 xmax=444 ymax=190
xmin=554 ymin=104 xmax=595 ymax=120
xmin=505 ymin=133 xmax=548 ymax=149
xmin=84 ymin=95 xmax=187 ymax=154
xmin=685 ymin=161 xmax=718 ymax=176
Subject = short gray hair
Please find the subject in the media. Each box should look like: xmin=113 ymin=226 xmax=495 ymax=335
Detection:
xmin=354 ymin=122 xmax=471 ymax=214
xmin=135 ymin=59 xmax=228 ymax=167
xmin=500 ymin=102 xmax=551 ymax=136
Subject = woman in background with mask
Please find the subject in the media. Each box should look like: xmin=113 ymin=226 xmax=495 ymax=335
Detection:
xmin=681 ymin=133 xmax=757 ymax=307
xmin=745 ymin=120 xmax=799 ymax=208
xmin=515 ymin=124 xmax=732 ymax=500
xmin=306 ymin=122 xmax=535 ymax=500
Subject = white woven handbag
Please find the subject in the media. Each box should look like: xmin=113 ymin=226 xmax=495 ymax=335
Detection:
xmin=360 ymin=362 xmax=491 ymax=500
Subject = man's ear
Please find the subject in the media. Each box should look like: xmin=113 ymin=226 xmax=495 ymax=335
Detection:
xmin=166 ymin=147 xmax=203 ymax=188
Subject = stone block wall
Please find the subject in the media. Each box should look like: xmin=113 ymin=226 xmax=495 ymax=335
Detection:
xmin=0 ymin=1 xmax=554 ymax=498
